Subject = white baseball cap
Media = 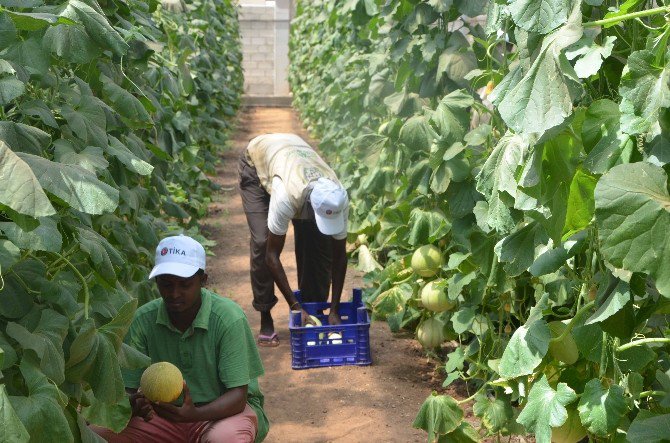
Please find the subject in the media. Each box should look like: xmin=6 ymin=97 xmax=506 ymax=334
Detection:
xmin=310 ymin=178 xmax=348 ymax=236
xmin=148 ymin=235 xmax=206 ymax=279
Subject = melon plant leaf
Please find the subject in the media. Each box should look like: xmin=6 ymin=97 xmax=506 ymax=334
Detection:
xmin=39 ymin=272 xmax=81 ymax=318
xmin=73 ymin=405 xmax=107 ymax=443
xmin=499 ymin=294 xmax=550 ymax=378
xmin=444 ymin=347 xmax=466 ymax=373
xmin=101 ymin=75 xmax=152 ymax=125
xmin=3 ymin=37 xmax=50 ymax=75
xmin=618 ymin=345 xmax=655 ymax=373
xmin=0 ymin=334 xmax=17 ymax=370
xmin=18 ymin=100 xmax=58 ymax=129
xmin=61 ymin=100 xmax=108 ymax=148
xmin=81 ymin=394 xmax=131 ymax=434
xmin=585 ymin=280 xmax=631 ymax=325
xmin=436 ymin=420 xmax=479 ymax=442
xmin=0 ymin=218 xmax=62 ymax=252
xmin=496 ymin=222 xmax=550 ymax=277
xmin=0 ymin=12 xmax=17 ymax=50
xmin=656 ymin=369 xmax=670 ymax=408
xmin=0 ymin=141 xmax=55 ymax=218
xmin=0 ymin=259 xmax=40 ymax=319
xmin=54 ymin=143 xmax=109 ymax=173
xmin=65 ymin=300 xmax=136 ymax=404
xmin=371 ymin=283 xmax=412 ymax=321
xmin=0 ymin=121 xmax=51 ymax=155
xmin=383 ymin=88 xmax=408 ymax=115
xmin=427 ymin=0 xmax=453 ymax=13
xmin=516 ymin=376 xmax=577 ymax=443
xmin=447 ymin=272 xmax=477 ymax=302
xmin=562 ymin=169 xmax=597 ymax=238
xmin=355 ymin=244 xmax=383 ymax=273
xmin=4 ymin=11 xmax=74 ymax=31
xmin=572 ymin=322 xmax=603 ymax=364
xmin=399 ymin=115 xmax=436 ymax=152
xmin=9 ymin=358 xmax=74 ymax=442
xmin=412 ymin=392 xmax=464 ymax=438
xmin=0 ymin=76 xmax=24 ymax=105
xmin=529 ymin=246 xmax=570 ymax=276
xmin=408 ymin=208 xmax=451 ymax=246
xmin=362 ymin=0 xmax=378 ymax=16
xmin=5 ymin=309 xmax=69 ymax=385
xmin=577 ymin=379 xmax=627 ymax=436
xmin=454 ymin=0 xmax=487 ymax=17
xmin=492 ymin=5 xmax=583 ymax=137
xmin=437 ymin=32 xmax=477 ymax=87
xmin=473 ymin=393 xmax=514 ymax=433
xmin=430 ymin=89 xmax=473 ymax=143
xmin=117 ymin=342 xmax=151 ymax=370
xmin=43 ymin=22 xmax=100 ymax=64
xmin=76 ymin=225 xmax=123 ymax=283
xmin=69 ymin=0 xmax=129 ymax=56
xmin=595 ymin=162 xmax=670 ymax=297
xmin=619 ymin=49 xmax=670 ymax=135
xmin=507 ymin=0 xmax=571 ymax=34
xmin=626 ymin=412 xmax=670 ymax=443
xmin=451 ymin=306 xmax=475 ymax=334
xmin=476 ymin=132 xmax=531 ymax=233
xmin=107 ymin=136 xmax=153 ymax=176
xmin=0 ymin=238 xmax=20 ymax=270
xmin=17 ymin=152 xmax=119 ymax=215
xmin=565 ymin=29 xmax=615 ymax=79
xmin=0 ymin=384 xmax=29 ymax=443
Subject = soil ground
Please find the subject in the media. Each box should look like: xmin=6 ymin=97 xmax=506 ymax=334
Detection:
xmin=201 ymin=107 xmax=460 ymax=443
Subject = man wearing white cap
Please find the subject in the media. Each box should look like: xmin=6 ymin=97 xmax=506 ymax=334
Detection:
xmin=238 ymin=133 xmax=349 ymax=346
xmin=92 ymin=235 xmax=269 ymax=442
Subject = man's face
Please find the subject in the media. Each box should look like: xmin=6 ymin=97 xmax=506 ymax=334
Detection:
xmin=155 ymin=272 xmax=206 ymax=314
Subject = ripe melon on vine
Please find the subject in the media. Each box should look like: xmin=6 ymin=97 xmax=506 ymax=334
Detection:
xmin=411 ymin=245 xmax=444 ymax=277
xmin=551 ymin=408 xmax=586 ymax=443
xmin=420 ymin=279 xmax=455 ymax=312
xmin=140 ymin=362 xmax=184 ymax=403
xmin=548 ymin=321 xmax=579 ymax=365
xmin=416 ymin=317 xmax=445 ymax=349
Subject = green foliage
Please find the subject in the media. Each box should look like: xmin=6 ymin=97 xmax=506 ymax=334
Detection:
xmin=290 ymin=0 xmax=670 ymax=441
xmin=0 ymin=0 xmax=242 ymax=439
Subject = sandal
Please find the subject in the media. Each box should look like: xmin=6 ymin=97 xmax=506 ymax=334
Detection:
xmin=257 ymin=332 xmax=280 ymax=348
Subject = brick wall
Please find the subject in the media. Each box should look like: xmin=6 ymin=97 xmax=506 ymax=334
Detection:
xmin=238 ymin=1 xmax=291 ymax=98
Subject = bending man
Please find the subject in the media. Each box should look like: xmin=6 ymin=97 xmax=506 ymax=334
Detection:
xmin=238 ymin=133 xmax=349 ymax=347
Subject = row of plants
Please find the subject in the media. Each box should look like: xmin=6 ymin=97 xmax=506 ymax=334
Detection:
xmin=0 ymin=0 xmax=243 ymax=440
xmin=289 ymin=0 xmax=670 ymax=441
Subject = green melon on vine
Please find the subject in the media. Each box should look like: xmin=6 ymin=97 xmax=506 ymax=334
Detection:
xmin=416 ymin=317 xmax=445 ymax=349
xmin=411 ymin=245 xmax=444 ymax=277
xmin=551 ymin=408 xmax=586 ymax=443
xmin=420 ymin=279 xmax=455 ymax=312
xmin=548 ymin=321 xmax=579 ymax=365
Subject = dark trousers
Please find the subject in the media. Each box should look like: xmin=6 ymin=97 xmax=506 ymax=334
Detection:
xmin=238 ymin=153 xmax=332 ymax=312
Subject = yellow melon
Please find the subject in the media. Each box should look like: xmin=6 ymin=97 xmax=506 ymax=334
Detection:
xmin=140 ymin=361 xmax=184 ymax=403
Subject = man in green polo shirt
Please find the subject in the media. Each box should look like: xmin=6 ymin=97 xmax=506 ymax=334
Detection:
xmin=92 ymin=235 xmax=269 ymax=442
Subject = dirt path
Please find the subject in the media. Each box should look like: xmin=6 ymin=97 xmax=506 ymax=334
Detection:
xmin=201 ymin=107 xmax=438 ymax=442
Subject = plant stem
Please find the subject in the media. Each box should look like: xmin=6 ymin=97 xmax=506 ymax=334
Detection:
xmin=457 ymin=383 xmax=488 ymax=405
xmin=549 ymin=300 xmax=595 ymax=343
xmin=617 ymin=337 xmax=670 ymax=352
xmin=56 ymin=253 xmax=90 ymax=320
xmin=599 ymin=331 xmax=608 ymax=378
xmin=638 ymin=390 xmax=665 ymax=398
xmin=583 ymin=6 xmax=670 ymax=28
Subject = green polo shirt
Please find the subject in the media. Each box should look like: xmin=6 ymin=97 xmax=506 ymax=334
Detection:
xmin=122 ymin=288 xmax=269 ymax=442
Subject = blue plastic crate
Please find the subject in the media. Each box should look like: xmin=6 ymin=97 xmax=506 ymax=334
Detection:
xmin=288 ymin=288 xmax=372 ymax=370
